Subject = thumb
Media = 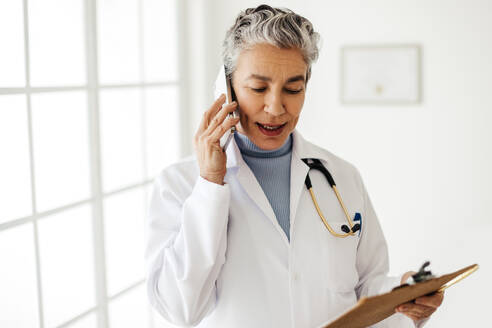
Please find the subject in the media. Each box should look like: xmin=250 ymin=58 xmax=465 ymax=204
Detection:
xmin=401 ymin=271 xmax=417 ymax=284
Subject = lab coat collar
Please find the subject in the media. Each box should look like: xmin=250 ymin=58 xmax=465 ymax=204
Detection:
xmin=224 ymin=129 xmax=332 ymax=246
xmin=225 ymin=133 xmax=243 ymax=169
xmin=225 ymin=129 xmax=329 ymax=168
xmin=292 ymin=129 xmax=326 ymax=162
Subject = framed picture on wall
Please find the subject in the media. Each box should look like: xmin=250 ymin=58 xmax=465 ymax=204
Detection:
xmin=340 ymin=44 xmax=422 ymax=104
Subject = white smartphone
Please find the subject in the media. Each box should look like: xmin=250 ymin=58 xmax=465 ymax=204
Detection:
xmin=215 ymin=66 xmax=239 ymax=151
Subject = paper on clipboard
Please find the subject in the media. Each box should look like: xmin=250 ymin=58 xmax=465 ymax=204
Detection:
xmin=319 ymin=264 xmax=479 ymax=328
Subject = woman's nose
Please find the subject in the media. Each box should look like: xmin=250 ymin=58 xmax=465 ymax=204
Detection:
xmin=264 ymin=92 xmax=285 ymax=116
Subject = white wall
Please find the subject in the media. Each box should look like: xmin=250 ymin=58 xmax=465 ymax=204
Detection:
xmin=184 ymin=0 xmax=492 ymax=326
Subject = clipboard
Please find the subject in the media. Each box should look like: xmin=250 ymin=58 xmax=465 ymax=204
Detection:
xmin=322 ymin=263 xmax=479 ymax=328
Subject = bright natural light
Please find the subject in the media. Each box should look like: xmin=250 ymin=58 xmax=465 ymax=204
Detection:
xmin=0 ymin=95 xmax=32 ymax=223
xmin=99 ymin=88 xmax=144 ymax=192
xmin=28 ymin=0 xmax=86 ymax=86
xmin=142 ymin=0 xmax=178 ymax=82
xmin=144 ymin=86 xmax=179 ymax=180
xmin=31 ymin=91 xmax=91 ymax=212
xmin=104 ymin=188 xmax=146 ymax=297
xmin=0 ymin=224 xmax=39 ymax=328
xmin=97 ymin=0 xmax=140 ymax=85
xmin=0 ymin=0 xmax=25 ymax=87
xmin=37 ymin=204 xmax=96 ymax=328
xmin=0 ymin=0 xmax=179 ymax=327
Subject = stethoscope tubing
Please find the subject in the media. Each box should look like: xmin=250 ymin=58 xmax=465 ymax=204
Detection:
xmin=307 ymin=187 xmax=355 ymax=238
xmin=303 ymin=158 xmax=360 ymax=238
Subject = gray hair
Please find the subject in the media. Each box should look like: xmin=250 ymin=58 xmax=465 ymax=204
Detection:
xmin=222 ymin=4 xmax=320 ymax=81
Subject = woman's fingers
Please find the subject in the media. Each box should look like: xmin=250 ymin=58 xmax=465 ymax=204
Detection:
xmin=204 ymin=101 xmax=238 ymax=136
xmin=396 ymin=301 xmax=438 ymax=321
xmin=197 ymin=94 xmax=226 ymax=134
xmin=209 ymin=115 xmax=240 ymax=142
xmin=193 ymin=94 xmax=237 ymax=185
xmin=414 ymin=291 xmax=444 ymax=308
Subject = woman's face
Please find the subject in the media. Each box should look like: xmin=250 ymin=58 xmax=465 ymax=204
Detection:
xmin=232 ymin=43 xmax=308 ymax=150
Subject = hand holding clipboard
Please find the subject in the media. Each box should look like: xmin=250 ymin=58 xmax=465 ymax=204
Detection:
xmin=321 ymin=263 xmax=479 ymax=328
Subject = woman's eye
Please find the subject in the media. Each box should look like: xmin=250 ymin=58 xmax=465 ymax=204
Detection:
xmin=285 ymin=88 xmax=303 ymax=94
xmin=250 ymin=87 xmax=303 ymax=94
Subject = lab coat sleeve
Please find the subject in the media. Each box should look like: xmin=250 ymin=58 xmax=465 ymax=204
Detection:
xmin=353 ymin=169 xmax=418 ymax=327
xmin=145 ymin=172 xmax=230 ymax=327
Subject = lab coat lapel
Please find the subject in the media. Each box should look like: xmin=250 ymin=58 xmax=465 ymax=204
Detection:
xmin=289 ymin=130 xmax=327 ymax=234
xmin=289 ymin=131 xmax=310 ymax=232
xmin=289 ymin=158 xmax=309 ymax=233
xmin=224 ymin=136 xmax=279 ymax=238
xmin=236 ymin=165 xmax=278 ymax=228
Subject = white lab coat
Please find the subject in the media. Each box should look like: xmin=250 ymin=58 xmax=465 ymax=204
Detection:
xmin=145 ymin=130 xmax=418 ymax=328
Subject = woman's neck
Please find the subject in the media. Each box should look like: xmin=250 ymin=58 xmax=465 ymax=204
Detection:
xmin=234 ymin=133 xmax=293 ymax=158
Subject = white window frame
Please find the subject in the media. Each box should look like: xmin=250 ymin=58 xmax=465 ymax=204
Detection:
xmin=0 ymin=0 xmax=187 ymax=327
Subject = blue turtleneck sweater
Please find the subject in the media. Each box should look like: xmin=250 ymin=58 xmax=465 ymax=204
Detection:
xmin=234 ymin=132 xmax=293 ymax=241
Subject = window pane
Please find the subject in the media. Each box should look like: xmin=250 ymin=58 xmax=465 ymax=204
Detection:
xmin=98 ymin=0 xmax=140 ymax=84
xmin=0 ymin=224 xmax=39 ymax=328
xmin=142 ymin=0 xmax=178 ymax=82
xmin=104 ymin=188 xmax=145 ymax=296
xmin=0 ymin=95 xmax=32 ymax=223
xmin=108 ymin=285 xmax=151 ymax=328
xmin=145 ymin=86 xmax=179 ymax=180
xmin=66 ymin=312 xmax=97 ymax=328
xmin=31 ymin=91 xmax=91 ymax=212
xmin=28 ymin=0 xmax=85 ymax=86
xmin=100 ymin=88 xmax=144 ymax=192
xmin=38 ymin=204 xmax=95 ymax=328
xmin=0 ymin=0 xmax=25 ymax=87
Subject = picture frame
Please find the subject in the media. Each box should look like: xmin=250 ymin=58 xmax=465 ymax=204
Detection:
xmin=340 ymin=44 xmax=422 ymax=105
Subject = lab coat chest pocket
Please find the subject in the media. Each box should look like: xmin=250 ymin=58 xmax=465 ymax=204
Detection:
xmin=305 ymin=170 xmax=362 ymax=292
xmin=322 ymin=223 xmax=360 ymax=292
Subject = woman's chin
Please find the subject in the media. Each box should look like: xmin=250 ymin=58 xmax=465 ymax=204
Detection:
xmin=251 ymin=133 xmax=289 ymax=150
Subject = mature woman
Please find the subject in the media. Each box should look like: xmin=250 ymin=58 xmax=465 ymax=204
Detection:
xmin=145 ymin=5 xmax=443 ymax=328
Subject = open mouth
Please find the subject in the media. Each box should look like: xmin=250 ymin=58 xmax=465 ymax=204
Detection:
xmin=256 ymin=122 xmax=287 ymax=136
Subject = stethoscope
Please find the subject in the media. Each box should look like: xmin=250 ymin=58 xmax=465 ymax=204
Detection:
xmin=302 ymin=158 xmax=361 ymax=238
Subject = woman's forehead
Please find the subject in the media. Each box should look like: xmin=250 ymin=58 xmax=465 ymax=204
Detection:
xmin=235 ymin=44 xmax=307 ymax=81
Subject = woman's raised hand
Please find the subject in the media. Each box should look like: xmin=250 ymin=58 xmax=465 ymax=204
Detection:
xmin=194 ymin=94 xmax=239 ymax=185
